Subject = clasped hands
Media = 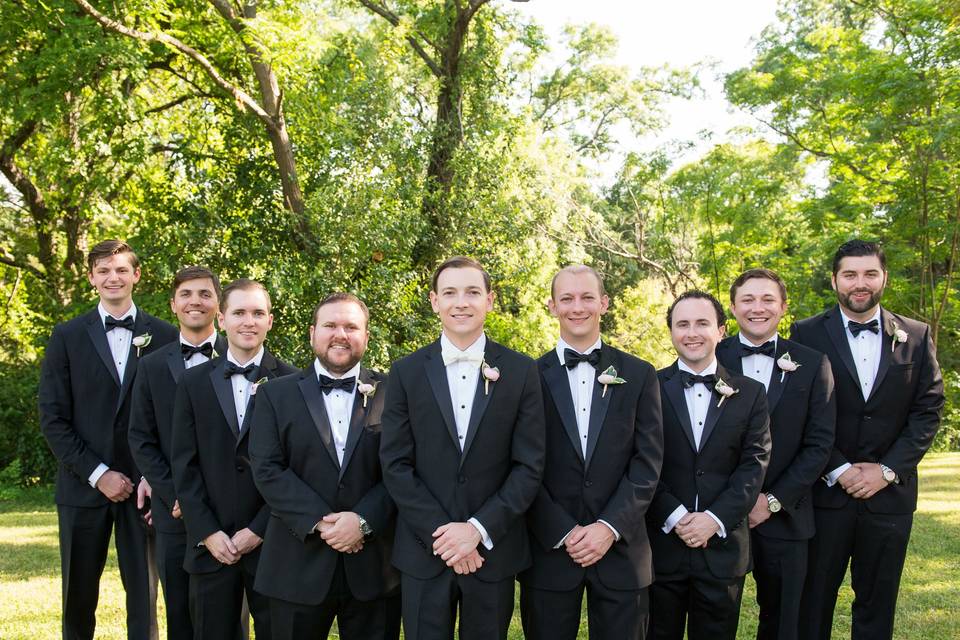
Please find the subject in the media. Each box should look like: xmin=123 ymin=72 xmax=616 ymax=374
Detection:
xmin=432 ymin=522 xmax=484 ymax=575
xmin=838 ymin=463 xmax=890 ymax=500
xmin=315 ymin=512 xmax=364 ymax=554
xmin=564 ymin=523 xmax=615 ymax=568
xmin=674 ymin=512 xmax=719 ymax=548
xmin=203 ymin=528 xmax=262 ymax=565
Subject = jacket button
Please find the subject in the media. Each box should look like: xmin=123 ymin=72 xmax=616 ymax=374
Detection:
xmin=458 ymin=475 xmax=466 ymax=484
xmin=863 ymin=415 xmax=872 ymax=421
xmin=338 ymin=483 xmax=345 ymax=489
xmin=236 ymin=465 xmax=244 ymax=473
xmin=696 ymin=470 xmax=704 ymax=477
xmin=584 ymin=480 xmax=593 ymax=488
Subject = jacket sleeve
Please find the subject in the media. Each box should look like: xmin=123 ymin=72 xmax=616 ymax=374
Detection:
xmin=128 ymin=362 xmax=177 ymax=512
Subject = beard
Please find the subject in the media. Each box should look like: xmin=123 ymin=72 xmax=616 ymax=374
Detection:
xmin=317 ymin=343 xmax=362 ymax=375
xmin=837 ymin=287 xmax=883 ymax=314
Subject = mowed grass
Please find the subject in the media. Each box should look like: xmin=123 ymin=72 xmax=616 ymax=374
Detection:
xmin=2 ymin=454 xmax=958 ymax=639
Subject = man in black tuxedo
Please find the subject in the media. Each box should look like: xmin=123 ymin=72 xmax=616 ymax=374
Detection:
xmin=249 ymin=292 xmax=400 ymax=639
xmin=380 ymin=256 xmax=545 ymax=640
xmin=171 ymin=279 xmax=296 ymax=640
xmin=129 ymin=266 xmax=227 ymax=639
xmin=39 ymin=239 xmax=178 ymax=640
xmin=716 ymin=269 xmax=835 ymax=640
xmin=520 ymin=265 xmax=663 ymax=640
xmin=647 ymin=291 xmax=771 ymax=640
xmin=791 ymin=240 xmax=944 ymax=640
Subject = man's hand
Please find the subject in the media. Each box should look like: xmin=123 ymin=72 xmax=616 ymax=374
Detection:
xmin=136 ymin=477 xmax=152 ymax=525
xmin=837 ymin=466 xmax=862 ymax=492
xmin=230 ymin=528 xmax=263 ymax=555
xmin=675 ymin=512 xmax=719 ymax=548
xmin=565 ymin=522 xmax=615 ymax=567
xmin=748 ymin=494 xmax=772 ymax=529
xmin=171 ymin=500 xmax=182 ymax=519
xmin=319 ymin=512 xmax=363 ymax=553
xmin=96 ymin=470 xmax=134 ymax=502
xmin=451 ymin=549 xmax=485 ymax=575
xmin=847 ymin=463 xmax=889 ymax=499
xmin=432 ymin=522 xmax=482 ymax=567
xmin=204 ymin=531 xmax=240 ymax=564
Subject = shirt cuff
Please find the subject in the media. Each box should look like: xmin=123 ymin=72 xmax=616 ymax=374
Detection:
xmin=704 ymin=510 xmax=726 ymax=538
xmin=662 ymin=505 xmax=689 ymax=534
xmin=88 ymin=463 xmax=109 ymax=488
xmin=555 ymin=526 xmax=577 ymax=549
xmin=823 ymin=463 xmax=852 ymax=487
xmin=598 ymin=519 xmax=621 ymax=542
xmin=468 ymin=518 xmax=493 ymax=550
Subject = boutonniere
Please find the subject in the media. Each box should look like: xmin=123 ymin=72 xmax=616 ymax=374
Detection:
xmin=357 ymin=381 xmax=378 ymax=407
xmin=481 ymin=361 xmax=500 ymax=395
xmin=211 ymin=348 xmax=219 ymax=358
xmin=776 ymin=352 xmax=801 ymax=383
xmin=597 ymin=366 xmax=626 ymax=398
xmin=714 ymin=378 xmax=739 ymax=407
xmin=890 ymin=321 xmax=908 ymax=352
xmin=132 ymin=333 xmax=152 ymax=357
xmin=250 ymin=376 xmax=268 ymax=395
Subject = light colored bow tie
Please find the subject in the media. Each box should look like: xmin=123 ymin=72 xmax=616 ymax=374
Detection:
xmin=442 ymin=350 xmax=484 ymax=367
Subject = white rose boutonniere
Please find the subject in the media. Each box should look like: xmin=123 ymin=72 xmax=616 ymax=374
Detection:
xmin=776 ymin=352 xmax=801 ymax=383
xmin=714 ymin=378 xmax=739 ymax=407
xmin=481 ymin=361 xmax=500 ymax=395
xmin=357 ymin=381 xmax=378 ymax=407
xmin=597 ymin=366 xmax=626 ymax=398
xmin=250 ymin=376 xmax=269 ymax=395
xmin=890 ymin=321 xmax=908 ymax=353
xmin=133 ymin=333 xmax=152 ymax=357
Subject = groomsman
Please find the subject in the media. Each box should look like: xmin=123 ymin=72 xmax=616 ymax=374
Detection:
xmin=520 ymin=265 xmax=663 ymax=640
xmin=647 ymin=291 xmax=771 ymax=640
xmin=716 ymin=269 xmax=835 ymax=640
xmin=129 ymin=266 xmax=226 ymax=639
xmin=791 ymin=240 xmax=944 ymax=640
xmin=250 ymin=292 xmax=401 ymax=639
xmin=380 ymin=256 xmax=545 ymax=640
xmin=171 ymin=279 xmax=296 ymax=640
xmin=39 ymin=239 xmax=178 ymax=639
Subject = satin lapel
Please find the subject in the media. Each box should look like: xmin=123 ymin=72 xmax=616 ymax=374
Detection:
xmin=340 ymin=369 xmax=375 ymax=479
xmin=700 ymin=364 xmax=733 ymax=451
xmin=213 ymin=334 xmax=228 ymax=359
xmin=425 ymin=343 xmax=461 ymax=453
xmin=460 ymin=343 xmax=499 ymax=466
xmin=584 ymin=345 xmax=615 ymax=471
xmin=663 ymin=364 xmax=697 ymax=453
xmin=239 ymin=352 xmax=283 ymax=441
xmin=868 ymin=309 xmax=896 ymax=404
xmin=824 ymin=307 xmax=861 ymax=389
xmin=542 ymin=354 xmax=584 ymax=463
xmin=297 ymin=373 xmax=340 ymax=470
xmin=209 ymin=358 xmax=241 ymax=437
xmin=117 ymin=314 xmax=149 ymax=409
xmin=766 ymin=339 xmax=788 ymax=412
xmin=85 ymin=313 xmax=121 ymax=388
xmin=166 ymin=344 xmax=186 ymax=383
xmin=717 ymin=338 xmax=744 ymax=375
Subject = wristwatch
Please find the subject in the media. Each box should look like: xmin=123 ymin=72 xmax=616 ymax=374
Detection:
xmin=766 ymin=493 xmax=782 ymax=513
xmin=880 ymin=464 xmax=898 ymax=484
xmin=358 ymin=515 xmax=374 ymax=541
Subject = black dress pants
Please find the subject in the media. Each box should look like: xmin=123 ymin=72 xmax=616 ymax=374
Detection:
xmin=400 ymin=570 xmax=514 ymax=640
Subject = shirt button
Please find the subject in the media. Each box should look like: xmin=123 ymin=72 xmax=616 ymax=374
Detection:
xmin=462 ymin=375 xmax=466 ymax=380
xmin=459 ymin=435 xmax=464 ymax=440
xmin=461 ymin=404 xmax=466 ymax=409
xmin=698 ymin=421 xmax=703 ymax=426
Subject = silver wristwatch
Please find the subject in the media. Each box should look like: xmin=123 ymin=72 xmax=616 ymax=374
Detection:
xmin=358 ymin=515 xmax=374 ymax=540
xmin=766 ymin=493 xmax=782 ymax=513
xmin=880 ymin=464 xmax=898 ymax=484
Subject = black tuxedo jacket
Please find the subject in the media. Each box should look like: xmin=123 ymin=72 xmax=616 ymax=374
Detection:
xmin=380 ymin=338 xmax=545 ymax=582
xmin=520 ymin=344 xmax=663 ymax=592
xmin=39 ymin=306 xmax=178 ymax=507
xmin=129 ymin=334 xmax=228 ymax=534
xmin=170 ymin=350 xmax=297 ymax=574
xmin=249 ymin=365 xmax=400 ymax=605
xmin=716 ymin=336 xmax=835 ymax=540
xmin=790 ymin=306 xmax=944 ymax=514
xmin=647 ymin=362 xmax=771 ymax=579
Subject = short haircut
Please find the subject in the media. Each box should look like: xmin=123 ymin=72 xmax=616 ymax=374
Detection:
xmin=312 ymin=292 xmax=369 ymax=328
xmin=171 ymin=266 xmax=221 ymax=300
xmin=431 ymin=256 xmax=491 ymax=293
xmin=666 ymin=290 xmax=726 ymax=329
xmin=551 ymin=264 xmax=607 ymax=299
xmin=87 ymin=239 xmax=139 ymax=273
xmin=729 ymin=268 xmax=787 ymax=303
xmin=220 ymin=278 xmax=271 ymax=312
xmin=832 ymin=239 xmax=886 ymax=275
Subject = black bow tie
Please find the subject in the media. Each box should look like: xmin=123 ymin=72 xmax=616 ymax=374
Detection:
xmin=564 ymin=348 xmax=601 ymax=369
xmin=318 ymin=374 xmax=356 ymax=395
xmin=182 ymin=342 xmax=214 ymax=360
xmin=848 ymin=319 xmax=879 ymax=336
xmin=680 ymin=371 xmax=717 ymax=390
xmin=740 ymin=341 xmax=775 ymax=358
xmin=104 ymin=315 xmax=135 ymax=332
xmin=224 ymin=362 xmax=258 ymax=381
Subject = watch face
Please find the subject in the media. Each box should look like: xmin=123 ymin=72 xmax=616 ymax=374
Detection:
xmin=767 ymin=496 xmax=781 ymax=513
xmin=883 ymin=468 xmax=896 ymax=482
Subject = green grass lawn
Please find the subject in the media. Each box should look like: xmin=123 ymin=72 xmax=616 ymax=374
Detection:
xmin=2 ymin=453 xmax=958 ymax=639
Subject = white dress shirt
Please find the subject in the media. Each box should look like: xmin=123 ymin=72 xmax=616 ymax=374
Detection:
xmin=227 ymin=347 xmax=264 ymax=431
xmin=739 ymin=333 xmax=778 ymax=392
xmin=439 ymin=333 xmax=492 ymax=550
xmin=824 ymin=307 xmax=883 ymax=486
xmin=89 ymin=303 xmax=138 ymax=488
xmin=314 ymin=359 xmax=360 ymax=465
xmin=661 ymin=359 xmax=726 ymax=538
xmin=181 ymin=331 xmax=218 ymax=370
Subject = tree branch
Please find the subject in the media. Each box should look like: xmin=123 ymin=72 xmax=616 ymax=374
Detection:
xmin=356 ymin=0 xmax=444 ymax=77
xmin=0 ymin=253 xmax=47 ymax=281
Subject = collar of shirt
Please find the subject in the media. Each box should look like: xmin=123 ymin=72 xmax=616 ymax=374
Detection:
xmin=839 ymin=307 xmax=882 ymax=335
xmin=738 ymin=332 xmax=778 ymax=353
xmin=440 ymin=332 xmax=486 ymax=360
xmin=555 ymin=336 xmax=602 ymax=367
xmin=227 ymin=346 xmax=264 ymax=368
xmin=313 ymin=359 xmax=361 ymax=382
xmin=98 ymin=301 xmax=137 ymax=325
xmin=677 ymin=358 xmax=718 ymax=377
xmin=180 ymin=331 xmax=217 ymax=349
